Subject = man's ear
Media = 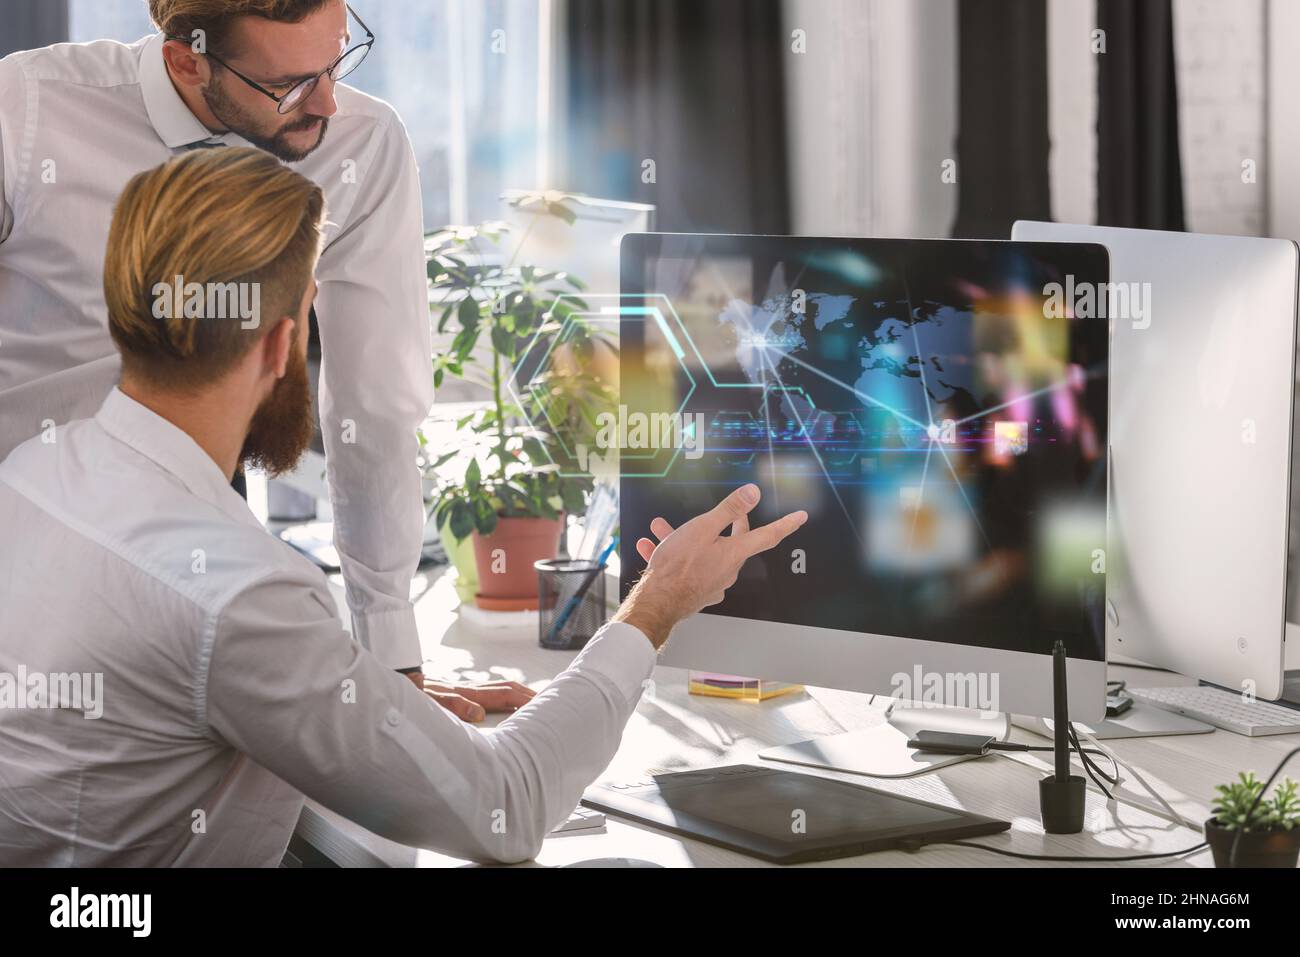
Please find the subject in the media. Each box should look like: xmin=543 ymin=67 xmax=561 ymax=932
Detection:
xmin=161 ymin=38 xmax=211 ymax=89
xmin=263 ymin=317 xmax=297 ymax=380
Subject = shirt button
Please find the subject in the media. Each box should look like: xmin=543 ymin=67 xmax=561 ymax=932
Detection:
xmin=385 ymin=708 xmax=401 ymax=727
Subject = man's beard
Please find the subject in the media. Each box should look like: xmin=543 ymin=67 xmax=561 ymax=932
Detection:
xmin=241 ymin=348 xmax=315 ymax=477
xmin=203 ymin=76 xmax=329 ymax=163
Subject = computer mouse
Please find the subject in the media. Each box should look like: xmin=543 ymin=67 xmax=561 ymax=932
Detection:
xmin=561 ymin=857 xmax=664 ymax=868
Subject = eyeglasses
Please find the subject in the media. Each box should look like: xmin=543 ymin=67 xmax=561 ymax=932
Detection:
xmin=168 ymin=4 xmax=374 ymax=115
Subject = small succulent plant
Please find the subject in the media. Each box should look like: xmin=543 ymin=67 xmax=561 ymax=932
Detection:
xmin=1211 ymin=772 xmax=1300 ymax=832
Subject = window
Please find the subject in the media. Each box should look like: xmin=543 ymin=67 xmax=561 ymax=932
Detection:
xmin=68 ymin=0 xmax=553 ymax=230
xmin=69 ymin=0 xmax=154 ymax=44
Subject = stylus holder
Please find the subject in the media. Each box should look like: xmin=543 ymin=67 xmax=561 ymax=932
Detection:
xmin=536 ymin=559 xmax=605 ymax=650
xmin=1038 ymin=774 xmax=1085 ymax=834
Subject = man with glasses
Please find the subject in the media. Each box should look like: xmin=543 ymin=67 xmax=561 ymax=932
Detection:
xmin=0 ymin=1 xmax=496 ymax=713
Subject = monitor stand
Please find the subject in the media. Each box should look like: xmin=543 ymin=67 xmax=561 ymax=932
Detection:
xmin=758 ymin=700 xmax=1009 ymax=779
xmin=1009 ymin=706 xmax=1213 ymax=741
xmin=1281 ymin=669 xmax=1300 ymax=709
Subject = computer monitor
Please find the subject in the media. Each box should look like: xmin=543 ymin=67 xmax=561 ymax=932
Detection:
xmin=616 ymin=234 xmax=1111 ymax=776
xmin=1013 ymin=221 xmax=1299 ymax=704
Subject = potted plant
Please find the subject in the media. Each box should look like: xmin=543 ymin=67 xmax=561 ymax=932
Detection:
xmin=1205 ymin=771 xmax=1300 ymax=867
xmin=417 ymin=433 xmax=479 ymax=604
xmin=424 ymin=219 xmax=608 ymax=610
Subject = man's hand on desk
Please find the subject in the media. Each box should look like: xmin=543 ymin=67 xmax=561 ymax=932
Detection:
xmin=404 ymin=672 xmax=536 ymax=723
xmin=615 ymin=483 xmax=807 ymax=650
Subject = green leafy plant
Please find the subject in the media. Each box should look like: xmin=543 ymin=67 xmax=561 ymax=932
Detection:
xmin=1211 ymin=772 xmax=1300 ymax=832
xmin=423 ymin=216 xmax=613 ymax=540
xmin=529 ymin=365 xmax=619 ymax=459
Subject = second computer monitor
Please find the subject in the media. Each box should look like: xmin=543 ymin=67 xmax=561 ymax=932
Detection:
xmin=1013 ymin=221 xmax=1298 ymax=700
xmin=618 ymin=234 xmax=1110 ymax=721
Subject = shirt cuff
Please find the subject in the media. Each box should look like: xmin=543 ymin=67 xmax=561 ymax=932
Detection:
xmin=567 ymin=620 xmax=657 ymax=706
xmin=351 ymin=606 xmax=423 ymax=671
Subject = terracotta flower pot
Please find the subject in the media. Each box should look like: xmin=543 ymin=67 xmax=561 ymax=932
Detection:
xmin=472 ymin=515 xmax=565 ymax=611
xmin=1204 ymin=818 xmax=1300 ymax=868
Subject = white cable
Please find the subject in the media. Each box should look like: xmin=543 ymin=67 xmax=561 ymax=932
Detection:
xmin=992 ymin=732 xmax=1200 ymax=832
xmin=1073 ymin=725 xmax=1200 ymax=831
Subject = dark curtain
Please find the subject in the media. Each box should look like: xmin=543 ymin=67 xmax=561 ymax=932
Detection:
xmin=1 ymin=0 xmax=68 ymax=59
xmin=952 ymin=0 xmax=1051 ymax=238
xmin=1096 ymin=0 xmax=1185 ymax=230
xmin=560 ymin=0 xmax=790 ymax=235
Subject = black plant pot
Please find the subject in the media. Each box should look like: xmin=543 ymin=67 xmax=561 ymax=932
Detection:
xmin=1204 ymin=818 xmax=1300 ymax=868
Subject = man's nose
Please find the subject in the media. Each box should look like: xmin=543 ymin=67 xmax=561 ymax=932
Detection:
xmin=303 ymin=74 xmax=339 ymax=119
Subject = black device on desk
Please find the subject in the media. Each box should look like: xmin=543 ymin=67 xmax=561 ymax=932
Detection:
xmin=582 ymin=765 xmax=1010 ymax=864
xmin=1038 ymin=640 xmax=1086 ymax=833
xmin=1106 ymin=692 xmax=1133 ymax=717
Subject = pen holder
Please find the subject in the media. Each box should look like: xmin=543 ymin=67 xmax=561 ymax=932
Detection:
xmin=1038 ymin=774 xmax=1086 ymax=834
xmin=536 ymin=559 xmax=607 ymax=651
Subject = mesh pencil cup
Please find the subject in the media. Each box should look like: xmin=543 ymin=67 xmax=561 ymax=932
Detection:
xmin=535 ymin=559 xmax=607 ymax=650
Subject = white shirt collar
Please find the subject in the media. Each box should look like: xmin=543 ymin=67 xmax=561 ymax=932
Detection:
xmin=139 ymin=32 xmax=229 ymax=150
xmin=95 ymin=387 xmax=259 ymax=527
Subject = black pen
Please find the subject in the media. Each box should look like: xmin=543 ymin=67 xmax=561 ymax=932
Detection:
xmin=1053 ymin=639 xmax=1069 ymax=781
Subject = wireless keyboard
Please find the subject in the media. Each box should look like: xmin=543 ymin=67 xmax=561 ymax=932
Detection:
xmin=1128 ymin=686 xmax=1300 ymax=736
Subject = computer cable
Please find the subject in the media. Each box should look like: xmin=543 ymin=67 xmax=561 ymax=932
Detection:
xmin=1108 ymin=662 xmax=1175 ymax=675
xmin=1073 ymin=723 xmax=1196 ymax=829
xmin=986 ymin=739 xmax=1119 ymax=791
xmin=988 ymin=723 xmax=1184 ymax=824
xmin=932 ymin=839 xmax=1208 ymax=862
xmin=924 ymin=725 xmax=1300 ymax=862
xmin=1069 ymin=724 xmax=1116 ymax=799
xmin=901 ymin=750 xmax=1209 ymax=859
xmin=935 ymin=726 xmax=1209 ymax=861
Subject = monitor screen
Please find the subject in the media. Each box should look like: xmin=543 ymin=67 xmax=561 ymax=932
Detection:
xmin=617 ymin=234 xmax=1109 ymax=661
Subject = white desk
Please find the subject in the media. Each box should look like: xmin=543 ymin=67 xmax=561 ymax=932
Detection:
xmin=294 ymin=565 xmax=1300 ymax=868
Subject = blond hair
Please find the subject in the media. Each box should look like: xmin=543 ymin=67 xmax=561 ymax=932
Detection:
xmin=150 ymin=0 xmax=336 ymax=52
xmin=104 ymin=147 xmax=324 ymax=390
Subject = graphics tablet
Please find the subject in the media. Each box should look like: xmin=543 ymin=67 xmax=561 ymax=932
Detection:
xmin=582 ymin=764 xmax=1010 ymax=864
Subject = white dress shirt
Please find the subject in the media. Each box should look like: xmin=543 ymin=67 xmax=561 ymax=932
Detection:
xmin=0 ymin=389 xmax=656 ymax=866
xmin=0 ymin=35 xmax=434 ymax=669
